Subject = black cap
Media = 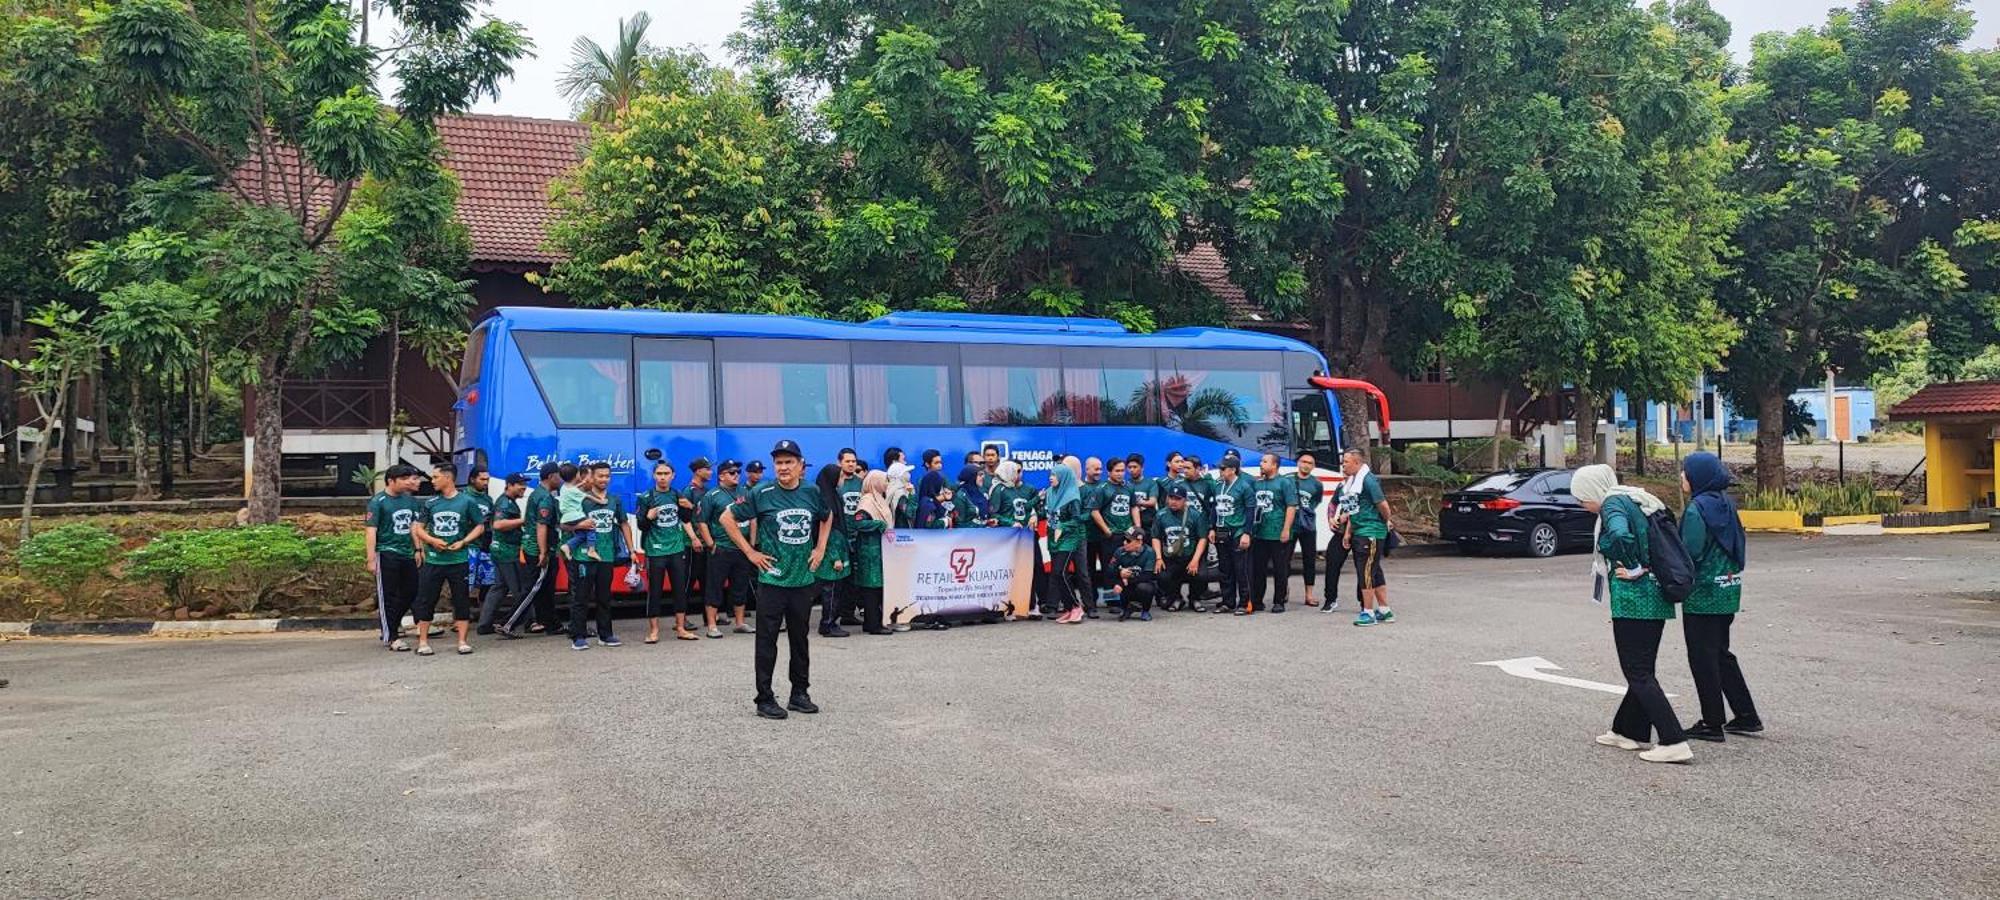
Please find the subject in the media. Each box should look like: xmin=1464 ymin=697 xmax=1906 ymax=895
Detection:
xmin=538 ymin=462 xmax=562 ymax=479
xmin=505 ymin=472 xmax=530 ymax=486
xmin=1165 ymin=484 xmax=1188 ymax=499
xmin=770 ymin=440 xmax=802 ymax=459
xmin=1219 ymin=454 xmax=1241 ymax=470
xmin=718 ymin=459 xmax=741 ymax=473
xmin=1123 ymin=528 xmax=1147 ymax=542
xmin=689 ymin=456 xmax=711 ymax=471
xmin=746 ymin=460 xmax=765 ymax=472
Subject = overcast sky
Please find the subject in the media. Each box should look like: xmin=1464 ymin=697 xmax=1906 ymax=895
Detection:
xmin=460 ymin=0 xmax=2000 ymax=120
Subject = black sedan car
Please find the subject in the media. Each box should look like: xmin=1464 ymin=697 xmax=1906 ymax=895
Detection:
xmin=1439 ymin=469 xmax=1596 ymax=557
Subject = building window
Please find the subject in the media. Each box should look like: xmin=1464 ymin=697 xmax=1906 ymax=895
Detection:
xmin=513 ymin=331 xmax=631 ymax=427
xmin=635 ymin=338 xmax=713 ymax=428
xmin=718 ymin=339 xmax=852 ymax=426
xmin=1406 ymin=357 xmax=1453 ymax=384
xmin=964 ymin=346 xmax=1063 ymax=425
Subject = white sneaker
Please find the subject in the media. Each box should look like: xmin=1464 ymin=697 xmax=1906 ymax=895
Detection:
xmin=456 ymin=643 xmax=473 ymax=655
xmin=389 ymin=638 xmax=411 ymax=652
xmin=1640 ymin=742 xmax=1693 ymax=764
xmin=1595 ymin=732 xmax=1646 ymax=751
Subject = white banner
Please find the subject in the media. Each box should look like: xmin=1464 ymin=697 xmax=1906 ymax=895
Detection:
xmin=880 ymin=527 xmax=1036 ymax=626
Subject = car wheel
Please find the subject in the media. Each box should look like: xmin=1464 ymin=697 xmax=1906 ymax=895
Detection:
xmin=1526 ymin=523 xmax=1559 ymax=558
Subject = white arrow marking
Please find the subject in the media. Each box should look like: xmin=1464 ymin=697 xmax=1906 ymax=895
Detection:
xmin=1476 ymin=656 xmax=1676 ymax=697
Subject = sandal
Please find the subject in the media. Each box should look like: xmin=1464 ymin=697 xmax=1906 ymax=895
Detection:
xmin=676 ymin=629 xmax=700 ymax=641
xmin=415 ymin=644 xmax=435 ymax=656
xmin=456 ymin=643 xmax=473 ymax=655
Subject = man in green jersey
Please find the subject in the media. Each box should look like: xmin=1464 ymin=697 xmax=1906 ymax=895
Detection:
xmin=475 ymin=472 xmax=531 ymax=635
xmin=700 ymin=460 xmax=755 ymax=637
xmin=1092 ymin=458 xmax=1136 ymax=609
xmin=1211 ymin=454 xmax=1255 ymax=613
xmin=1339 ymin=448 xmax=1396 ymax=626
xmin=721 ymin=440 xmax=831 ymax=720
xmin=412 ymin=463 xmax=487 ymax=656
xmin=1248 ymin=453 xmax=1300 ymax=614
xmin=1126 ymin=453 xmax=1157 ymax=531
xmin=366 ymin=464 xmax=426 ymax=648
xmin=1081 ymin=456 xmax=1110 ymax=614
xmin=1150 ymin=485 xmax=1210 ymax=611
xmin=821 ymin=448 xmax=867 ymax=635
xmin=500 ymin=462 xmax=565 ymax=637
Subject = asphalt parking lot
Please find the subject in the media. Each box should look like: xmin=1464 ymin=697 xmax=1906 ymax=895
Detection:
xmin=3 ymin=533 xmax=1996 ymax=899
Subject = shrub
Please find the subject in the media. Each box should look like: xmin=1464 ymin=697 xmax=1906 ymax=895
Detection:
xmin=125 ymin=525 xmax=317 ymax=615
xmin=1737 ymin=482 xmax=1901 ymax=517
xmin=16 ymin=523 xmax=120 ymax=614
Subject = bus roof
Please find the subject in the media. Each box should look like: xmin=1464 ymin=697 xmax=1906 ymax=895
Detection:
xmin=481 ymin=307 xmax=1323 ymax=356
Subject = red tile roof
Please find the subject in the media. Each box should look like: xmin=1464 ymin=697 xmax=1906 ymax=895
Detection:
xmin=1888 ymin=380 xmax=2000 ymax=419
xmin=233 ymin=113 xmax=1299 ymax=328
xmin=1172 ymin=242 xmax=1306 ymax=332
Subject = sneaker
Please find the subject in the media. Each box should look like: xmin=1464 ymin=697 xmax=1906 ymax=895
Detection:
xmin=1320 ymin=599 xmax=1338 ymax=613
xmin=733 ymin=624 xmax=754 ymax=634
xmin=1639 ymin=742 xmax=1693 ymax=764
xmin=1595 ymin=731 xmax=1647 ymax=751
xmin=838 ymin=616 xmax=863 ymax=627
xmin=389 ymin=638 xmax=411 ymax=652
xmin=1211 ymin=604 xmax=1229 ymax=614
xmin=706 ymin=627 xmax=723 ymax=639
xmin=756 ymin=699 xmax=789 ymax=720
xmin=1353 ymin=611 xmax=1376 ymax=627
xmin=571 ymin=638 xmax=590 ymax=651
xmin=1685 ymin=721 xmax=1726 ymax=743
xmin=1083 ymin=610 xmax=1100 ymax=620
xmin=1271 ymin=603 xmax=1287 ymax=614
xmin=787 ymin=693 xmax=820 ymax=714
xmin=1138 ymin=610 xmax=1152 ymax=622
xmin=415 ymin=644 xmax=435 ymax=656
xmin=1374 ymin=608 xmax=1395 ymax=624
xmin=1233 ymin=607 xmax=1248 ymax=616
xmin=456 ymin=643 xmax=473 ymax=656
xmin=599 ymin=636 xmax=623 ymax=647
xmin=1724 ymin=718 xmax=1764 ymax=735
xmin=820 ymin=624 xmax=851 ymax=638
xmin=1118 ymin=609 xmax=1132 ymax=622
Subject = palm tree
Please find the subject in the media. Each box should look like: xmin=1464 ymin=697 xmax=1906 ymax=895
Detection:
xmin=558 ymin=13 xmax=653 ymax=122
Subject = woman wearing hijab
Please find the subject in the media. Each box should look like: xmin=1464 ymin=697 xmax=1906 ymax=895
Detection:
xmin=1679 ymin=452 xmax=1762 ymax=741
xmin=916 ymin=470 xmax=956 ymax=529
xmin=850 ymin=470 xmax=894 ymax=635
xmin=813 ymin=464 xmax=852 ymax=637
xmin=988 ymin=460 xmax=1042 ymax=619
xmin=955 ymin=464 xmax=991 ymax=526
xmin=1043 ymin=463 xmax=1090 ymax=623
xmin=1571 ymin=464 xmax=1693 ymax=764
xmin=887 ymin=461 xmax=917 ymax=528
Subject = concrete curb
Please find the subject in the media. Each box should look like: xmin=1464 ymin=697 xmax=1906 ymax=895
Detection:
xmin=0 ymin=614 xmax=444 ymax=638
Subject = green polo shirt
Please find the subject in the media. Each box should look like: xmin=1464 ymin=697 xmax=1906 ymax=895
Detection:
xmin=420 ymin=491 xmax=484 ymax=566
xmin=366 ymin=491 xmax=423 ymax=559
xmin=1250 ymin=475 xmax=1297 ymax=541
xmin=1212 ymin=476 xmax=1253 ymax=535
xmin=742 ymin=480 xmax=828 ymax=588
xmin=637 ymin=488 xmax=689 ymax=556
xmin=491 ymin=493 xmax=526 ymax=558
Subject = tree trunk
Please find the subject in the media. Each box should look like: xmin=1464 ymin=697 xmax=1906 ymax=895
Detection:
xmin=1490 ymin=386 xmax=1509 ymax=470
xmin=194 ymin=349 xmax=212 ymax=455
xmin=1634 ymin=400 xmax=1648 ymax=477
xmin=91 ymin=350 xmax=108 ymax=469
xmin=59 ymin=380 xmax=76 ymax=481
xmin=1572 ymin=386 xmax=1597 ymax=467
xmin=385 ymin=320 xmax=401 ymax=466
xmin=181 ymin=374 xmax=195 ymax=474
xmin=1 ymin=296 xmax=19 ymax=482
xmin=1755 ymin=387 xmax=1786 ymax=493
xmin=157 ymin=387 xmax=174 ymax=495
xmin=19 ymin=395 xmax=67 ymax=544
xmin=248 ymin=359 xmax=285 ymax=524
xmin=128 ymin=374 xmax=154 ymax=501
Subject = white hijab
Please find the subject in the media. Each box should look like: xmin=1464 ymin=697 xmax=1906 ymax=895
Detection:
xmin=1572 ymin=464 xmax=1665 ymax=573
xmin=886 ymin=461 xmax=914 ymax=511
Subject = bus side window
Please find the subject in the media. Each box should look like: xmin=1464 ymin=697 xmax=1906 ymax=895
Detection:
xmin=514 ymin=331 xmax=633 ymax=427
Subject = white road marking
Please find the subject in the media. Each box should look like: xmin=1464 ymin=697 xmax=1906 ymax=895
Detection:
xmin=1476 ymin=656 xmax=1677 ymax=697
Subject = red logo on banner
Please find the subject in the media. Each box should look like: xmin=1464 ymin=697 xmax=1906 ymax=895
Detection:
xmin=949 ymin=548 xmax=976 ymax=583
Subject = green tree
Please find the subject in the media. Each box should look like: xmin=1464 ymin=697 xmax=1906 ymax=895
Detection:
xmin=56 ymin=0 xmax=526 ymax=522
xmin=739 ymin=0 xmax=1208 ymax=320
xmin=1716 ymin=0 xmax=1987 ymax=490
xmin=542 ymin=51 xmax=828 ymax=314
xmin=557 ymin=11 xmax=654 ymax=122
xmin=4 ymin=303 xmax=102 ymax=541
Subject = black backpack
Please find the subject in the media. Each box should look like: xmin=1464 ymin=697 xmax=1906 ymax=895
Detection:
xmin=1643 ymin=508 xmax=1696 ymax=604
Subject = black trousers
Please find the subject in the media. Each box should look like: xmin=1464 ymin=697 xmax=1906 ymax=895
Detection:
xmin=416 ymin=561 xmax=471 ymax=622
xmin=1159 ymin=556 xmax=1207 ymax=609
xmin=1320 ymin=540 xmax=1364 ymax=606
xmin=1086 ymin=536 xmax=1113 ymax=591
xmin=1250 ymin=537 xmax=1294 ymax=610
xmin=1293 ymin=528 xmax=1318 ymax=589
xmin=1214 ymin=534 xmax=1250 ymax=609
xmin=1118 ymin=577 xmax=1156 ymax=612
xmin=568 ymin=560 xmax=616 ymax=641
xmin=755 ymin=583 xmax=814 ymax=703
xmin=853 ymin=585 xmax=885 ymax=631
xmin=1611 ymin=618 xmax=1687 ymax=745
xmin=476 ymin=555 xmax=527 ymax=630
xmin=818 ymin=577 xmax=852 ymax=631
xmin=1683 ymin=613 xmax=1759 ymax=727
xmin=646 ymin=552 xmax=690 ymax=619
xmin=688 ymin=548 xmax=708 ymax=602
xmin=375 ymin=552 xmax=419 ymax=643
xmin=1044 ymin=548 xmax=1088 ymax=612
xmin=706 ymin=550 xmax=754 ymax=610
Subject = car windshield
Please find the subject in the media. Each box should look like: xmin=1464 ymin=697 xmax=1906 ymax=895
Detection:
xmin=1463 ymin=472 xmax=1533 ymax=493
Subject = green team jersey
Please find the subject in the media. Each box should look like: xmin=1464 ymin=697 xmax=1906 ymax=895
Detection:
xmin=1295 ymin=473 xmax=1325 ymax=532
xmin=894 ymin=493 xmax=917 ymax=529
xmin=700 ymin=485 xmax=746 ymax=555
xmin=1113 ymin=545 xmax=1156 ymax=581
xmin=1344 ymin=472 xmax=1390 ymax=540
xmin=1189 ymin=475 xmax=1220 ymax=518
xmin=850 ymin=514 xmax=886 ymax=589
xmin=570 ymin=493 xmax=621 ymax=562
xmin=1096 ymin=479 xmax=1137 ymax=536
xmin=637 ymin=488 xmax=690 ymax=556
xmin=1598 ymin=494 xmax=1673 ymax=620
xmin=520 ymin=487 xmax=555 ymax=559
xmin=1250 ymin=475 xmax=1297 ymax=541
xmin=1680 ymin=506 xmax=1743 ymax=615
xmin=952 ymin=491 xmax=981 ymax=527
xmin=1151 ymin=505 xmax=1209 ymax=558
xmin=1128 ymin=475 xmax=1158 ymax=521
xmin=838 ymin=475 xmax=865 ymax=535
xmin=1048 ymin=497 xmax=1087 ymax=552
xmin=366 ymin=491 xmax=423 ymax=559
xmin=491 ymin=494 xmax=526 ymax=557
xmin=990 ymin=483 xmax=1039 ymax=528
xmin=419 ymin=491 xmax=484 ymax=566
xmin=1212 ymin=477 xmax=1253 ymax=534
xmin=741 ymin=480 xmax=828 ymax=588
xmin=468 ymin=491 xmax=495 ymax=551
xmin=1081 ymin=480 xmax=1106 ymax=534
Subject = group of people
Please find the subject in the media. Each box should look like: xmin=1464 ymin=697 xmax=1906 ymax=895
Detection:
xmin=1576 ymin=452 xmax=1764 ymax=765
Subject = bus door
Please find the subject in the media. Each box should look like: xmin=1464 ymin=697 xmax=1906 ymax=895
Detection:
xmin=1288 ymin=390 xmax=1339 ymax=461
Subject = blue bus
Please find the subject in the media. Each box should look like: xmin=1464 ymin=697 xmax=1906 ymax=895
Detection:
xmin=452 ymin=308 xmax=1375 ymax=502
